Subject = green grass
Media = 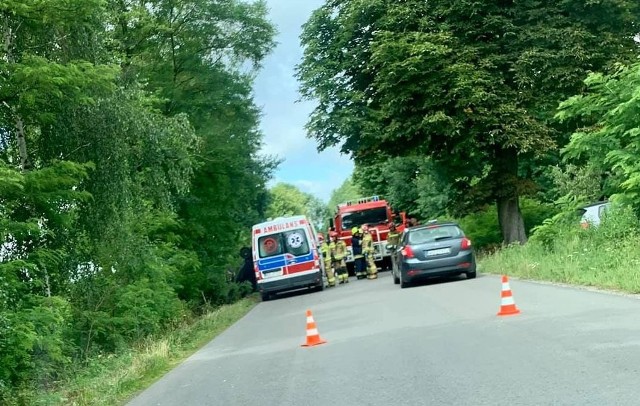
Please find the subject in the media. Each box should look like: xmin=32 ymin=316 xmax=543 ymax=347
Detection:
xmin=34 ymin=295 xmax=259 ymax=406
xmin=480 ymin=210 xmax=640 ymax=293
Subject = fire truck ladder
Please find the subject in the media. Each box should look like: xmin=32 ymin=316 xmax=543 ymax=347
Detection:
xmin=337 ymin=195 xmax=382 ymax=208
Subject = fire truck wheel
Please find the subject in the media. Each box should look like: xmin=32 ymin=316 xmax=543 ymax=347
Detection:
xmin=382 ymin=258 xmax=392 ymax=271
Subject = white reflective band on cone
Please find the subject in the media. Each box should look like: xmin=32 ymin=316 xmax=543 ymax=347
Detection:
xmin=307 ymin=328 xmax=319 ymax=336
xmin=501 ymin=296 xmax=515 ymax=305
xmin=306 ymin=317 xmax=314 ymax=323
xmin=502 ymin=283 xmax=510 ymax=290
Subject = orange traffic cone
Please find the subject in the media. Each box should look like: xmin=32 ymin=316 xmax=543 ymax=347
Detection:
xmin=301 ymin=309 xmax=327 ymax=347
xmin=497 ymin=275 xmax=520 ymax=316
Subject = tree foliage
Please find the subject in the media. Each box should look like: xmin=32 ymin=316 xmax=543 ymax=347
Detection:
xmin=297 ymin=0 xmax=640 ymax=244
xmin=558 ymin=62 xmax=640 ymax=208
xmin=0 ymin=0 xmax=276 ymax=400
xmin=326 ymin=176 xmax=362 ymax=211
xmin=266 ymin=183 xmax=328 ymax=230
xmin=353 ymin=156 xmax=449 ymax=220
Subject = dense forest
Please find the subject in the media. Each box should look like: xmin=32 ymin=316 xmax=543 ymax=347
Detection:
xmin=0 ymin=0 xmax=277 ymax=400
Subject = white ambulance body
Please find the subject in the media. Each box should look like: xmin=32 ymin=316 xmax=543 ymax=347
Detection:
xmin=251 ymin=215 xmax=325 ymax=301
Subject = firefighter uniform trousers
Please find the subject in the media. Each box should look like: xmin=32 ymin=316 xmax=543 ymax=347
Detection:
xmin=354 ymin=253 xmax=366 ymax=279
xmin=362 ymin=233 xmax=378 ymax=279
xmin=321 ymin=242 xmax=336 ymax=286
xmin=331 ymin=240 xmax=349 ymax=284
xmin=351 ymin=233 xmax=366 ymax=279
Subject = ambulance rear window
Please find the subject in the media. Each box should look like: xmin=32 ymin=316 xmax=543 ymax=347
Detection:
xmin=258 ymin=229 xmax=310 ymax=258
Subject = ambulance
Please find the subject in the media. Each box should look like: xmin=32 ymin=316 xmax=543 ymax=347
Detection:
xmin=252 ymin=215 xmax=325 ymax=301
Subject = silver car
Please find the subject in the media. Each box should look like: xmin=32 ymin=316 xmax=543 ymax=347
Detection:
xmin=391 ymin=221 xmax=476 ymax=288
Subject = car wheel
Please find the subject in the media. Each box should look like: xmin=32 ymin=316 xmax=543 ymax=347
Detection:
xmin=261 ymin=292 xmax=270 ymax=301
xmin=400 ymin=272 xmax=409 ymax=289
xmin=466 ymin=271 xmax=477 ymax=279
xmin=393 ymin=268 xmax=400 ymax=285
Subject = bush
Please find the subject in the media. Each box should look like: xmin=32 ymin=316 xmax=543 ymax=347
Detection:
xmin=456 ymin=207 xmax=502 ymax=251
xmin=113 ymin=278 xmax=186 ymax=343
xmin=0 ymin=297 xmax=73 ymax=391
xmin=481 ymin=204 xmax=640 ymax=292
xmin=456 ymin=199 xmax=559 ymax=251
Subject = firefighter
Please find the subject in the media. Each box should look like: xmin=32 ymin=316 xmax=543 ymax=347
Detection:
xmin=318 ymin=233 xmax=336 ymax=287
xmin=330 ymin=231 xmax=349 ymax=284
xmin=351 ymin=226 xmax=366 ymax=280
xmin=407 ymin=216 xmax=420 ymax=227
xmin=361 ymin=224 xmax=378 ymax=280
xmin=386 ymin=222 xmax=400 ymax=272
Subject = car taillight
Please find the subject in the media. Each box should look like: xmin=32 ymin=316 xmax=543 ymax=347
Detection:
xmin=401 ymin=246 xmax=415 ymax=258
xmin=461 ymin=237 xmax=472 ymax=250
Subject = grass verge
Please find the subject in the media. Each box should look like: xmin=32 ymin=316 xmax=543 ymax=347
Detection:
xmin=480 ymin=207 xmax=640 ymax=293
xmin=35 ymin=295 xmax=259 ymax=406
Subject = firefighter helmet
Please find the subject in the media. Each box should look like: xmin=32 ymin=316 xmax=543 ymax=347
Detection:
xmin=351 ymin=227 xmax=359 ymax=235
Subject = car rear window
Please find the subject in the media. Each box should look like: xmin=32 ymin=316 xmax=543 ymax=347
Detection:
xmin=407 ymin=225 xmax=462 ymax=245
xmin=258 ymin=229 xmax=310 ymax=258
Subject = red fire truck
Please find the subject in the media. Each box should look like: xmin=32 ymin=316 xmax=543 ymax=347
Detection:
xmin=329 ymin=196 xmax=406 ymax=273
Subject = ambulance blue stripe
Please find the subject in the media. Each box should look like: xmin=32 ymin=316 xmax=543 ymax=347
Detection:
xmin=257 ymin=252 xmax=315 ymax=272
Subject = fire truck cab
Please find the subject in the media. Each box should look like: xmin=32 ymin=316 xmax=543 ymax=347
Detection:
xmin=329 ymin=196 xmax=405 ymax=273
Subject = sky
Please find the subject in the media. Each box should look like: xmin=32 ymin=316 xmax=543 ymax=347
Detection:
xmin=252 ymin=0 xmax=354 ymax=203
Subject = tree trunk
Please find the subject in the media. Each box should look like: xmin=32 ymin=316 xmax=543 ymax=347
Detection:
xmin=15 ymin=115 xmax=30 ymax=171
xmin=497 ymin=195 xmax=527 ymax=244
xmin=493 ymin=146 xmax=527 ymax=245
xmin=4 ymin=17 xmax=30 ymax=171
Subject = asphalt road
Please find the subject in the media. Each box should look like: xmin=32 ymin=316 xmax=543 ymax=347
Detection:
xmin=128 ymin=272 xmax=640 ymax=406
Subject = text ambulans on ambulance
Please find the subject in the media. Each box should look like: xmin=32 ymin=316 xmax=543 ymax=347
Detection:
xmin=252 ymin=216 xmax=324 ymax=300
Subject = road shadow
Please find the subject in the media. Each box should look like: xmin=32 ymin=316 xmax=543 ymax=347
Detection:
xmin=403 ymin=272 xmax=486 ymax=289
xmin=265 ymin=286 xmax=323 ymax=302
xmin=266 ymin=269 xmax=394 ymax=302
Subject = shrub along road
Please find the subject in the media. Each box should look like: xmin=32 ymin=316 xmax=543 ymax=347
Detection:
xmin=128 ymin=272 xmax=640 ymax=405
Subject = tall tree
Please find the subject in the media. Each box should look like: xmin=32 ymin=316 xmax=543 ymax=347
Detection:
xmin=1 ymin=0 xmax=203 ymax=377
xmin=106 ymin=0 xmax=278 ymax=303
xmin=0 ymin=0 xmax=278 ymax=399
xmin=297 ymin=0 xmax=640 ymax=244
